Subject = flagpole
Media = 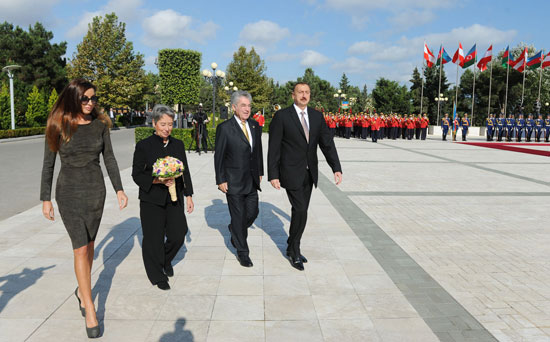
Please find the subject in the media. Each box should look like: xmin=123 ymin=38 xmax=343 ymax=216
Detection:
xmin=420 ymin=58 xmax=425 ymax=115
xmin=537 ymin=49 xmax=544 ymax=114
xmin=487 ymin=58 xmax=493 ymax=116
xmin=471 ymin=44 xmax=477 ymax=124
xmin=437 ymin=44 xmax=443 ymax=125
xmin=455 ymin=62 xmax=459 ymax=108
xmin=504 ymin=52 xmax=510 ymax=116
xmin=521 ymin=48 xmax=527 ymax=113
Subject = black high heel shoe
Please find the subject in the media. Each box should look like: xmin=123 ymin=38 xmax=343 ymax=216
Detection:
xmin=84 ymin=309 xmax=100 ymax=338
xmin=74 ymin=287 xmax=85 ymax=317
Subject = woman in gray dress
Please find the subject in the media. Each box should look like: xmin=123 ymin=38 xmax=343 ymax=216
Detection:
xmin=40 ymin=79 xmax=128 ymax=338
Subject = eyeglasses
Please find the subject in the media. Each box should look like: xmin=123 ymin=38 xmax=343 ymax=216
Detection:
xmin=80 ymin=95 xmax=99 ymax=104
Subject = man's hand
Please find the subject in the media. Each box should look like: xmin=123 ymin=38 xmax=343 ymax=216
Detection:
xmin=218 ymin=182 xmax=228 ymax=193
xmin=42 ymin=201 xmax=55 ymax=221
xmin=259 ymin=176 xmax=263 ymax=183
xmin=334 ymin=172 xmax=343 ymax=185
xmin=270 ymin=179 xmax=281 ymax=190
xmin=186 ymin=196 xmax=194 ymax=214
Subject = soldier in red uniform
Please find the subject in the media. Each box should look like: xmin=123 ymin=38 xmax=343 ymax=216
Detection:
xmin=401 ymin=114 xmax=408 ymax=139
xmin=361 ymin=114 xmax=370 ymax=139
xmin=253 ymin=111 xmax=265 ymax=134
xmin=406 ymin=115 xmax=416 ymax=140
xmin=371 ymin=114 xmax=379 ymax=143
xmin=344 ymin=115 xmax=353 ymax=139
xmin=328 ymin=114 xmax=336 ymax=138
xmin=420 ymin=114 xmax=429 ymax=140
xmin=414 ymin=114 xmax=421 ymax=139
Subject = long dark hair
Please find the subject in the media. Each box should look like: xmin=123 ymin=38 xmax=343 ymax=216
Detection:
xmin=45 ymin=78 xmax=110 ymax=152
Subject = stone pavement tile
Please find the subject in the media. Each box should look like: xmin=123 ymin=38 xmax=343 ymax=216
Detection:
xmin=263 ymin=275 xmax=310 ymax=296
xmin=157 ymin=295 xmax=215 ymax=320
xmin=298 ymin=246 xmax=337 ymax=261
xmin=319 ymin=319 xmax=380 ymax=342
xmin=265 ymin=320 xmax=323 ymax=342
xmin=339 ymin=259 xmax=386 ymax=276
xmin=332 ymin=245 xmax=373 ymax=260
xmin=0 ymin=287 xmax=70 ymax=319
xmin=359 ymin=293 xmax=419 ymax=319
xmin=348 ymin=274 xmax=399 ymax=295
xmin=146 ymin=319 xmax=209 ymax=342
xmin=312 ymin=294 xmax=368 ymax=320
xmin=175 ymin=246 xmax=227 ymax=260
xmin=207 ymin=320 xmax=264 ymax=341
xmin=264 ymin=295 xmax=317 ymax=320
xmin=170 ymin=275 xmax=221 ymax=296
xmin=174 ymin=259 xmax=225 ymax=276
xmin=0 ymin=318 xmax=42 ymax=342
xmin=303 ymin=260 xmax=347 ymax=277
xmin=211 ymin=295 xmax=264 ymax=321
xmin=263 ymin=258 xmax=301 ymax=276
xmin=217 ymin=275 xmax=263 ymax=296
xmin=306 ymin=274 xmax=355 ymax=295
xmin=103 ymin=294 xmax=167 ymax=320
xmin=221 ymin=257 xmax=263 ymax=276
xmin=26 ymin=319 xmax=155 ymax=342
xmin=371 ymin=317 xmax=439 ymax=342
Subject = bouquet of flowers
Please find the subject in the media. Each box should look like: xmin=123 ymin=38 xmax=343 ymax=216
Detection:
xmin=152 ymin=156 xmax=184 ymax=202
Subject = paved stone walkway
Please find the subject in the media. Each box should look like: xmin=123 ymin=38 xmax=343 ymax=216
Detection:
xmin=1 ymin=134 xmax=549 ymax=341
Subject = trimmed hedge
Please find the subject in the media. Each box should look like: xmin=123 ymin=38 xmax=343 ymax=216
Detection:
xmin=135 ymin=127 xmax=217 ymax=150
xmin=0 ymin=127 xmax=46 ymax=139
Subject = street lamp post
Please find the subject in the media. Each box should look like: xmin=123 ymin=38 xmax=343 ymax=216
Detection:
xmin=224 ymin=82 xmax=238 ymax=115
xmin=202 ymin=62 xmax=225 ymax=128
xmin=2 ymin=65 xmax=21 ymax=130
xmin=435 ymin=93 xmax=448 ymax=125
xmin=333 ymin=89 xmax=346 ymax=112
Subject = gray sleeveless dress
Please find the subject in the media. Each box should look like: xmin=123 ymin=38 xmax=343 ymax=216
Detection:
xmin=40 ymin=119 xmax=123 ymax=249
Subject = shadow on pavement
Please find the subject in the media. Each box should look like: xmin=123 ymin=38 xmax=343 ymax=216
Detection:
xmin=0 ymin=265 xmax=55 ymax=313
xmin=258 ymin=201 xmax=290 ymax=257
xmin=159 ymin=317 xmax=194 ymax=341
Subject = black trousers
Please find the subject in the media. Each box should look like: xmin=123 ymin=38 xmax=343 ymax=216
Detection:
xmin=285 ymin=171 xmax=313 ymax=257
xmin=226 ymin=191 xmax=259 ymax=257
xmin=442 ymin=128 xmax=448 ymax=140
xmin=421 ymin=127 xmax=427 ymax=140
xmin=140 ymin=200 xmax=188 ymax=285
xmin=371 ymin=130 xmax=378 ymax=142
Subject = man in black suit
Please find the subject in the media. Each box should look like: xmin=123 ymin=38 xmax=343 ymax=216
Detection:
xmin=268 ymin=82 xmax=342 ymax=271
xmin=193 ymin=104 xmax=209 ymax=153
xmin=214 ymin=91 xmax=264 ymax=267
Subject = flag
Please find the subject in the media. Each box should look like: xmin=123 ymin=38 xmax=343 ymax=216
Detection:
xmin=477 ymin=45 xmax=492 ymax=71
xmin=424 ymin=43 xmax=436 ymax=68
xmin=543 ymin=51 xmax=550 ymax=69
xmin=501 ymin=46 xmax=512 ymax=67
xmin=511 ymin=48 xmax=528 ymax=72
xmin=436 ymin=46 xmax=452 ymax=66
xmin=452 ymin=43 xmax=465 ymax=66
xmin=462 ymin=44 xmax=476 ymax=69
xmin=527 ymin=50 xmax=543 ymax=70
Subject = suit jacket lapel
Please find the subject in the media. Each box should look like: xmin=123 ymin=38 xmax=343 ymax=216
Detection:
xmin=290 ymin=106 xmax=307 ymax=142
xmin=231 ymin=117 xmax=252 ymax=148
xmin=248 ymin=119 xmax=256 ymax=151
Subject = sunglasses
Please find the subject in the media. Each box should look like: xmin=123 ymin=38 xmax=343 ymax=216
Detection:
xmin=80 ymin=95 xmax=99 ymax=104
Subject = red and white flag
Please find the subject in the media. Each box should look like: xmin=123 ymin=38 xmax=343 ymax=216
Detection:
xmin=511 ymin=48 xmax=528 ymax=72
xmin=452 ymin=42 xmax=465 ymax=66
xmin=542 ymin=51 xmax=550 ymax=69
xmin=477 ymin=45 xmax=492 ymax=71
xmin=424 ymin=43 xmax=435 ymax=68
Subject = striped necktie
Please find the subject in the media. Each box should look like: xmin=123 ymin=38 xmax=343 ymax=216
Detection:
xmin=300 ymin=111 xmax=309 ymax=142
xmin=241 ymin=121 xmax=250 ymax=142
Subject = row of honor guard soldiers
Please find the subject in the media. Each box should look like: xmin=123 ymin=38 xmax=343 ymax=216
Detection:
xmin=440 ymin=113 xmax=471 ymax=141
xmin=323 ymin=113 xmax=430 ymax=143
xmin=485 ymin=113 xmax=550 ymax=142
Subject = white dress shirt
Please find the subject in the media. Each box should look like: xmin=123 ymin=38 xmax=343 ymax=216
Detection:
xmin=294 ymin=104 xmax=309 ymax=130
xmin=234 ymin=115 xmax=253 ymax=149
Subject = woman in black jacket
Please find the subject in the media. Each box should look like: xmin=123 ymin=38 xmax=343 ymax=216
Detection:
xmin=132 ymin=104 xmax=194 ymax=290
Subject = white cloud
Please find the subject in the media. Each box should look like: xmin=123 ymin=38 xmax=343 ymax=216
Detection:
xmin=288 ymin=32 xmax=324 ymax=48
xmin=142 ymin=9 xmax=218 ymax=48
xmin=0 ymin=0 xmax=60 ymax=27
xmin=300 ymin=50 xmax=330 ymax=67
xmin=238 ymin=20 xmax=290 ymax=53
xmin=65 ymin=0 xmax=146 ymax=40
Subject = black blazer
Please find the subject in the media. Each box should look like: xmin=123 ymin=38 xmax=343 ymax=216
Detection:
xmin=132 ymin=134 xmax=193 ymax=205
xmin=268 ymin=105 xmax=342 ymax=190
xmin=214 ymin=117 xmax=264 ymax=195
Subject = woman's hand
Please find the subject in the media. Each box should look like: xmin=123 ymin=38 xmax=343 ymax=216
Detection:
xmin=186 ymin=196 xmax=194 ymax=214
xmin=42 ymin=201 xmax=55 ymax=221
xmin=153 ymin=177 xmax=174 ymax=187
xmin=117 ymin=190 xmax=128 ymax=210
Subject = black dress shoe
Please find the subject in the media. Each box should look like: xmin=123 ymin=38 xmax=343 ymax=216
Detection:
xmin=84 ymin=309 xmax=100 ymax=338
xmin=75 ymin=287 xmax=86 ymax=317
xmin=286 ymin=251 xmax=308 ymax=263
xmin=156 ymin=281 xmax=171 ymax=290
xmin=237 ymin=255 xmax=253 ymax=267
xmin=164 ymin=264 xmax=174 ymax=277
xmin=288 ymin=255 xmax=304 ymax=271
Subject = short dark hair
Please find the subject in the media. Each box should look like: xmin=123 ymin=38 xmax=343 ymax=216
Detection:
xmin=293 ymin=82 xmax=310 ymax=92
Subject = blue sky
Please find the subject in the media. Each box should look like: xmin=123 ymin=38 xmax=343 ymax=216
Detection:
xmin=1 ymin=0 xmax=548 ymax=91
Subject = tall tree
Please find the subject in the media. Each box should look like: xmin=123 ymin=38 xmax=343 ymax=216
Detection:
xmin=423 ymin=65 xmax=450 ymax=122
xmin=47 ymin=88 xmax=58 ymax=114
xmin=25 ymin=86 xmax=47 ymax=127
xmin=0 ymin=83 xmax=10 ymax=129
xmin=225 ymin=46 xmax=272 ymax=112
xmin=339 ymin=73 xmax=350 ymax=94
xmin=158 ymin=49 xmax=201 ymax=108
xmin=409 ymin=67 xmax=425 ymax=113
xmin=67 ymin=13 xmax=146 ymax=110
xmin=372 ymin=78 xmax=410 ymax=114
